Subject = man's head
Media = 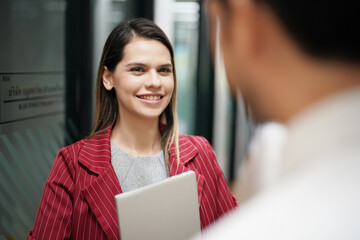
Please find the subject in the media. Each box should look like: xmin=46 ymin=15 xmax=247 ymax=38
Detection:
xmin=207 ymin=0 xmax=360 ymax=122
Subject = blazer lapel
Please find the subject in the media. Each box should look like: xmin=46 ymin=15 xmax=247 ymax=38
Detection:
xmin=78 ymin=127 xmax=122 ymax=240
xmin=168 ymin=136 xmax=205 ymax=204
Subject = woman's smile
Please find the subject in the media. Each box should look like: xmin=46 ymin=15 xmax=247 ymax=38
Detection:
xmin=136 ymin=94 xmax=165 ymax=104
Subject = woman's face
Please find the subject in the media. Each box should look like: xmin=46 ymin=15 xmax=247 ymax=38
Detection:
xmin=103 ymin=37 xmax=174 ymax=121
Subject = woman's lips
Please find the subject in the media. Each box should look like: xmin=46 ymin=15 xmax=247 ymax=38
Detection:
xmin=136 ymin=94 xmax=164 ymax=104
xmin=137 ymin=95 xmax=163 ymax=100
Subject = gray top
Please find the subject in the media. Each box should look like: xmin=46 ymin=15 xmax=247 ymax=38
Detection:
xmin=111 ymin=140 xmax=167 ymax=193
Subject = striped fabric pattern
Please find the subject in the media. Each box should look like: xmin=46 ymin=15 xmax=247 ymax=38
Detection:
xmin=28 ymin=127 xmax=238 ymax=240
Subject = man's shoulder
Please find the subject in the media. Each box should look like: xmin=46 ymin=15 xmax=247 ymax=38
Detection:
xmin=198 ymin=156 xmax=360 ymax=240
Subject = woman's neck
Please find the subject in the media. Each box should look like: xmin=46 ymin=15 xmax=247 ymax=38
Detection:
xmin=111 ymin=114 xmax=162 ymax=156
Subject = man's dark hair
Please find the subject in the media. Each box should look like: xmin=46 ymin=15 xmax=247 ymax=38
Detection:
xmin=223 ymin=0 xmax=360 ymax=62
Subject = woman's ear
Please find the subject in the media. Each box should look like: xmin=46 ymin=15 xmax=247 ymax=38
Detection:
xmin=102 ymin=66 xmax=114 ymax=90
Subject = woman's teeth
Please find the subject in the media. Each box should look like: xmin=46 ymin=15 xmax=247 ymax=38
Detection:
xmin=139 ymin=95 xmax=162 ymax=100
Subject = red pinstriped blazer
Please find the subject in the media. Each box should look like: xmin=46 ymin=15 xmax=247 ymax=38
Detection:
xmin=28 ymin=127 xmax=238 ymax=240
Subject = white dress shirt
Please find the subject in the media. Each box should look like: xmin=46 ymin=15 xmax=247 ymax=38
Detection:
xmin=193 ymin=87 xmax=360 ymax=240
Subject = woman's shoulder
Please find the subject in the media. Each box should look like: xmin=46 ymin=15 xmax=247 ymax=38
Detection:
xmin=179 ymin=134 xmax=213 ymax=151
xmin=60 ymin=129 xmax=111 ymax=156
xmin=177 ymin=135 xmax=218 ymax=168
xmin=56 ymin=138 xmax=87 ymax=158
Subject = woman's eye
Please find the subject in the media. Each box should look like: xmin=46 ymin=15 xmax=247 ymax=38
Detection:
xmin=158 ymin=68 xmax=171 ymax=74
xmin=130 ymin=67 xmax=145 ymax=73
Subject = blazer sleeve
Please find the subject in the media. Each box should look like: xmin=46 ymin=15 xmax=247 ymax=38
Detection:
xmin=28 ymin=147 xmax=75 ymax=240
xmin=204 ymin=138 xmax=238 ymax=216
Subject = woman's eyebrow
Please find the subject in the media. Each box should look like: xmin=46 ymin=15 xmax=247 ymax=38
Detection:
xmin=125 ymin=62 xmax=147 ymax=67
xmin=159 ymin=63 xmax=173 ymax=68
xmin=125 ymin=62 xmax=172 ymax=68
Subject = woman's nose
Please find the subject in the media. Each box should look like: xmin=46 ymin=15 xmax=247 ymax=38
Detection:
xmin=145 ymin=71 xmax=161 ymax=88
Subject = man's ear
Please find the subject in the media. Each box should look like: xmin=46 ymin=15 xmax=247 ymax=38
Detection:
xmin=230 ymin=0 xmax=274 ymax=67
xmin=233 ymin=0 xmax=263 ymax=59
xmin=206 ymin=0 xmax=222 ymax=64
xmin=102 ymin=66 xmax=113 ymax=90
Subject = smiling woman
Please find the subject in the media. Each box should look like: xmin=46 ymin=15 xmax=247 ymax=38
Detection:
xmin=102 ymin=37 xmax=175 ymax=125
xmin=28 ymin=18 xmax=238 ymax=240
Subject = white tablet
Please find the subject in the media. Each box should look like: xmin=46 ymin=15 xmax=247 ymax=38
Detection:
xmin=115 ymin=170 xmax=201 ymax=240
